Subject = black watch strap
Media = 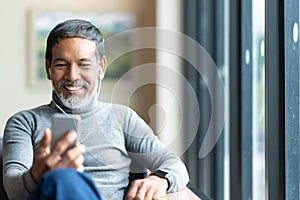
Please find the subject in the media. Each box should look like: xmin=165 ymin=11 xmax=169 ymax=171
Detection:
xmin=151 ymin=170 xmax=168 ymax=178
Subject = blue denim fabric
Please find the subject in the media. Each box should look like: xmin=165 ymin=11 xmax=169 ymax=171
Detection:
xmin=29 ymin=169 xmax=102 ymax=200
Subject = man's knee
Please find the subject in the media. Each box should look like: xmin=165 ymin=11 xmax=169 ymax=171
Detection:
xmin=30 ymin=169 xmax=101 ymax=200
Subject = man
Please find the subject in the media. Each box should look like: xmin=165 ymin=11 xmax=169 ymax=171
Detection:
xmin=2 ymin=19 xmax=189 ymax=200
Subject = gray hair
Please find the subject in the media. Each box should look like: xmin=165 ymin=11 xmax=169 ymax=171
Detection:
xmin=45 ymin=19 xmax=104 ymax=63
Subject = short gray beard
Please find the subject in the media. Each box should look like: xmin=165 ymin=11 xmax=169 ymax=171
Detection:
xmin=53 ymin=81 xmax=100 ymax=110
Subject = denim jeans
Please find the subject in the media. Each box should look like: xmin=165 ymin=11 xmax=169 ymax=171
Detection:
xmin=29 ymin=169 xmax=102 ymax=200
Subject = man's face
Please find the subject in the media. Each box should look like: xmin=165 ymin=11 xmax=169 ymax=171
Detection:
xmin=46 ymin=37 xmax=106 ymax=109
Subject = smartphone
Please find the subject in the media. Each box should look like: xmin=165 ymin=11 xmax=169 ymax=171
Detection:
xmin=51 ymin=114 xmax=81 ymax=150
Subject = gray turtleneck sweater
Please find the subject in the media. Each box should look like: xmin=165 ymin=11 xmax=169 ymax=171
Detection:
xmin=2 ymin=92 xmax=189 ymax=200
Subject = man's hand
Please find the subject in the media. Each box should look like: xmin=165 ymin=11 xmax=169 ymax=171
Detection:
xmin=126 ymin=175 xmax=169 ymax=200
xmin=30 ymin=128 xmax=85 ymax=181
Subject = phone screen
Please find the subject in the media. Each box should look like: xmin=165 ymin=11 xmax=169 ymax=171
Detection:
xmin=51 ymin=114 xmax=81 ymax=150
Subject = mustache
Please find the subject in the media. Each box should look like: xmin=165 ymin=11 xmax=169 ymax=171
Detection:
xmin=58 ymin=80 xmax=90 ymax=89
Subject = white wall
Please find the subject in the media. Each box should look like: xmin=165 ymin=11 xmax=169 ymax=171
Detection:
xmin=156 ymin=0 xmax=184 ymax=156
xmin=0 ymin=0 xmax=155 ymax=133
xmin=0 ymin=1 xmax=48 ymax=133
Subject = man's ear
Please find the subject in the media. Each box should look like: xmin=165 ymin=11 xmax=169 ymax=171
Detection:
xmin=45 ymin=60 xmax=52 ymax=80
xmin=98 ymin=56 xmax=107 ymax=80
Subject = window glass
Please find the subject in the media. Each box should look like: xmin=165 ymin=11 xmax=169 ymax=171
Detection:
xmin=252 ymin=0 xmax=265 ymax=199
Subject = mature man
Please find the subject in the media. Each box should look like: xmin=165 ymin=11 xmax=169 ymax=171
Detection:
xmin=2 ymin=19 xmax=189 ymax=200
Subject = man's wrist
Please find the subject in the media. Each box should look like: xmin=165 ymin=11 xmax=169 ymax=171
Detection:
xmin=150 ymin=170 xmax=170 ymax=191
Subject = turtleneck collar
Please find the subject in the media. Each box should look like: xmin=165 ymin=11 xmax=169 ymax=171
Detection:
xmin=51 ymin=91 xmax=99 ymax=115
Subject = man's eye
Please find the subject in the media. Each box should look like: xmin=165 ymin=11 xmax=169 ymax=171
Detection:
xmin=55 ymin=63 xmax=67 ymax=67
xmin=79 ymin=63 xmax=91 ymax=67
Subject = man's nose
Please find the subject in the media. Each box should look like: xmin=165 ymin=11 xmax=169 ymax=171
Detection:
xmin=65 ymin=65 xmax=80 ymax=81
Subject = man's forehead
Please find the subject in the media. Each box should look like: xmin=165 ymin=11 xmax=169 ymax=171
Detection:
xmin=52 ymin=38 xmax=97 ymax=57
xmin=54 ymin=37 xmax=96 ymax=47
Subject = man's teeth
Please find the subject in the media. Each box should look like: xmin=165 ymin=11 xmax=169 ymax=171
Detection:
xmin=65 ymin=86 xmax=82 ymax=91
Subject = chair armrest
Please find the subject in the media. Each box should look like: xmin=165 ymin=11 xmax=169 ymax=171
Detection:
xmin=165 ymin=187 xmax=201 ymax=200
xmin=165 ymin=185 xmax=212 ymax=200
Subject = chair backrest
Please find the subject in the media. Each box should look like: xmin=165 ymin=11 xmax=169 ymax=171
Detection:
xmin=0 ymin=136 xmax=9 ymax=200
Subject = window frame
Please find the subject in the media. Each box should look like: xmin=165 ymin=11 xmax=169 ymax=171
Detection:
xmin=265 ymin=0 xmax=286 ymax=199
xmin=184 ymin=0 xmax=225 ymax=199
xmin=241 ymin=0 xmax=253 ymax=199
xmin=283 ymin=0 xmax=299 ymax=199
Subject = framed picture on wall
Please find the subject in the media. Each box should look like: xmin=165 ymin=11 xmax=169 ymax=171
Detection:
xmin=27 ymin=10 xmax=136 ymax=89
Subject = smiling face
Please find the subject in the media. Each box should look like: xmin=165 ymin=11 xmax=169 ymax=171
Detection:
xmin=46 ymin=37 xmax=106 ymax=109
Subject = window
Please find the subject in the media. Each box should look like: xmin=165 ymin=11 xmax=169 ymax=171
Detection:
xmin=183 ymin=0 xmax=299 ymax=199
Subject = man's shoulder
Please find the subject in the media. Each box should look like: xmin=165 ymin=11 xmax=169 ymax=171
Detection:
xmin=8 ymin=103 xmax=51 ymax=121
xmin=4 ymin=103 xmax=51 ymax=132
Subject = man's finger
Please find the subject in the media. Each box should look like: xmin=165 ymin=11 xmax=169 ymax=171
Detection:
xmin=51 ymin=130 xmax=77 ymax=156
xmin=126 ymin=181 xmax=140 ymax=200
xmin=40 ymin=128 xmax=51 ymax=148
xmin=59 ymin=145 xmax=85 ymax=167
xmin=35 ymin=128 xmax=51 ymax=155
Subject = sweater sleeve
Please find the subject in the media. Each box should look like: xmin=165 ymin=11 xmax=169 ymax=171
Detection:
xmin=124 ymin=108 xmax=189 ymax=193
xmin=2 ymin=113 xmax=37 ymax=200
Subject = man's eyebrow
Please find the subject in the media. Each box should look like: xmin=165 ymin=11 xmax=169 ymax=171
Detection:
xmin=52 ymin=58 xmax=93 ymax=62
xmin=79 ymin=58 xmax=93 ymax=62
xmin=53 ymin=57 xmax=67 ymax=62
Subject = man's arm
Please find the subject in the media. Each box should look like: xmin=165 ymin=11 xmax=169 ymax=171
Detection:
xmin=3 ymin=114 xmax=85 ymax=200
xmin=3 ymin=115 xmax=37 ymax=200
xmin=124 ymin=108 xmax=190 ymax=199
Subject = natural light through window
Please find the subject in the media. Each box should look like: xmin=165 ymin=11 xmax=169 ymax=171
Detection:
xmin=252 ymin=0 xmax=265 ymax=199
